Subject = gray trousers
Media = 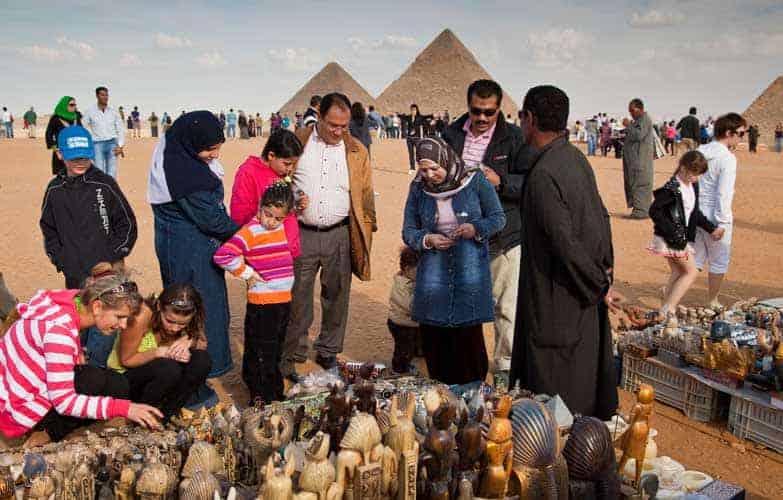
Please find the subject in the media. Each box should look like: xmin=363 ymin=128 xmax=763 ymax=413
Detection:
xmin=281 ymin=224 xmax=352 ymax=374
xmin=623 ymin=162 xmax=653 ymax=215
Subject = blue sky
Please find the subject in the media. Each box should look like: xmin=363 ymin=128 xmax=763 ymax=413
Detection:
xmin=2 ymin=0 xmax=781 ymax=122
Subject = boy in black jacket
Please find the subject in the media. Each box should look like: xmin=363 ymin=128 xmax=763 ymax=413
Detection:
xmin=39 ymin=125 xmax=137 ymax=289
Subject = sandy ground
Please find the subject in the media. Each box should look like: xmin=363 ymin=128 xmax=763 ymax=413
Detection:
xmin=1 ymin=137 xmax=782 ymax=498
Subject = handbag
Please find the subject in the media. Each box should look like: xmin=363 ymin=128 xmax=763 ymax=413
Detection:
xmin=653 ymin=129 xmax=666 ymax=160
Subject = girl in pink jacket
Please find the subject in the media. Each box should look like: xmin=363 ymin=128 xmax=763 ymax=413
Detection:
xmin=230 ymin=130 xmax=306 ymax=258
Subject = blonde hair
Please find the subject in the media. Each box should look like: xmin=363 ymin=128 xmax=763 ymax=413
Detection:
xmin=77 ymin=262 xmax=142 ymax=315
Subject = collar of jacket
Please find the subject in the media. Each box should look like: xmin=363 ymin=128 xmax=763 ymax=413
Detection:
xmin=61 ymin=165 xmax=99 ymax=184
xmin=528 ymin=134 xmax=569 ymax=170
xmin=450 ymin=112 xmax=513 ymax=145
xmin=296 ymin=125 xmax=363 ymax=155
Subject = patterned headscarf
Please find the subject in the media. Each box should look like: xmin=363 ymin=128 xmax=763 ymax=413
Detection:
xmin=414 ymin=137 xmax=477 ymax=194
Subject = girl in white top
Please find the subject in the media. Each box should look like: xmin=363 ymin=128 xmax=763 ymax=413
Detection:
xmin=649 ymin=151 xmax=724 ymax=318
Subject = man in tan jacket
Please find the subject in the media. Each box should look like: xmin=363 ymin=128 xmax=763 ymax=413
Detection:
xmin=281 ymin=93 xmax=377 ymax=378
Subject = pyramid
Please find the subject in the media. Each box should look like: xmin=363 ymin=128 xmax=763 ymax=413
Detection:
xmin=376 ymin=29 xmax=518 ymax=118
xmin=744 ymin=76 xmax=783 ymax=146
xmin=278 ymin=62 xmax=376 ymax=117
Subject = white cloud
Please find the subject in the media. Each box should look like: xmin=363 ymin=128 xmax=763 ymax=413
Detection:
xmin=347 ymin=35 xmax=418 ymax=53
xmin=17 ymin=37 xmax=95 ymax=62
xmin=195 ymin=50 xmax=227 ymax=67
xmin=267 ymin=47 xmax=321 ymax=72
xmin=630 ymin=10 xmax=685 ymax=28
xmin=154 ymin=32 xmax=193 ymax=49
xmin=17 ymin=45 xmax=68 ymax=62
xmin=56 ymin=36 xmax=96 ymax=61
xmin=527 ymin=28 xmax=593 ymax=68
xmin=119 ymin=52 xmax=141 ymax=67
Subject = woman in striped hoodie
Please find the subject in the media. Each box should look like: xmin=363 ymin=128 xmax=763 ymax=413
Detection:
xmin=0 ymin=264 xmax=162 ymax=446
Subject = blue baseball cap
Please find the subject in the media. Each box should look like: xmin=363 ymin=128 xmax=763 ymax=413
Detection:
xmin=57 ymin=125 xmax=95 ymax=161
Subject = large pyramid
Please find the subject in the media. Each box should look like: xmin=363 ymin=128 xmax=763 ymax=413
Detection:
xmin=376 ymin=29 xmax=518 ymax=118
xmin=278 ymin=62 xmax=376 ymax=117
xmin=744 ymin=76 xmax=783 ymax=146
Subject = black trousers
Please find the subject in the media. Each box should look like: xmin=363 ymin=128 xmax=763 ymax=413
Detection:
xmin=35 ymin=365 xmax=129 ymax=441
xmin=420 ymin=324 xmax=488 ymax=385
xmin=406 ymin=137 xmax=417 ymax=170
xmin=387 ymin=320 xmax=420 ymax=373
xmin=245 ymin=302 xmax=290 ymax=402
xmin=124 ymin=349 xmax=211 ymax=420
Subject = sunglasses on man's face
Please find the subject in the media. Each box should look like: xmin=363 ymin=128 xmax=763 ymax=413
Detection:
xmin=469 ymin=107 xmax=498 ymax=118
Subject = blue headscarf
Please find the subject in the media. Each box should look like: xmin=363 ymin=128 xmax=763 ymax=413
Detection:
xmin=159 ymin=111 xmax=225 ymax=201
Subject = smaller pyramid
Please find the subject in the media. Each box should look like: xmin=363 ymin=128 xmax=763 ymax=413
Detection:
xmin=743 ymin=76 xmax=783 ymax=146
xmin=278 ymin=62 xmax=376 ymax=117
xmin=376 ymin=29 xmax=518 ymax=118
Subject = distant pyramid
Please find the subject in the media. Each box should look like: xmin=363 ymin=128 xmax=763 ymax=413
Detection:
xmin=376 ymin=29 xmax=518 ymax=118
xmin=744 ymin=76 xmax=783 ymax=146
xmin=278 ymin=62 xmax=376 ymax=117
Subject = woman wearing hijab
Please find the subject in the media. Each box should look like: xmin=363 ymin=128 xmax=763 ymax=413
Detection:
xmin=402 ymin=137 xmax=505 ymax=384
xmin=45 ymin=96 xmax=82 ymax=175
xmin=147 ymin=111 xmax=239 ymax=407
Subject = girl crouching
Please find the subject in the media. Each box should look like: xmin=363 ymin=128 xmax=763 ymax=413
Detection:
xmin=107 ymin=283 xmax=211 ymax=421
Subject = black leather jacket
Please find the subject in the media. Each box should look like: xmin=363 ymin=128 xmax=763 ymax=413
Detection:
xmin=650 ymin=176 xmax=716 ymax=250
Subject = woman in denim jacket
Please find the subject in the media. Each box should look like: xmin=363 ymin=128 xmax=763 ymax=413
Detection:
xmin=402 ymin=137 xmax=505 ymax=384
xmin=147 ymin=111 xmax=239 ymax=407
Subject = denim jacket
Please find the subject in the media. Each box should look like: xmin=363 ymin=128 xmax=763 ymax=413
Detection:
xmin=402 ymin=173 xmax=505 ymax=327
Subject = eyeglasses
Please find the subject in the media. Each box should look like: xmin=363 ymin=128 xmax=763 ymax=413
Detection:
xmin=68 ymin=103 xmax=76 ymax=107
xmin=469 ymin=107 xmax=498 ymax=118
xmin=99 ymin=281 xmax=138 ymax=299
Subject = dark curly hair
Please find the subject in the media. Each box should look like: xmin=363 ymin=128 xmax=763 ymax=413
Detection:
xmin=399 ymin=246 xmax=419 ymax=272
xmin=260 ymin=181 xmax=294 ymax=213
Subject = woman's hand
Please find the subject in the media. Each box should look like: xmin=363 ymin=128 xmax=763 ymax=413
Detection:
xmin=166 ymin=336 xmax=192 ymax=363
xmin=711 ymin=227 xmax=725 ymax=241
xmin=425 ymin=234 xmax=455 ymax=250
xmin=127 ymin=403 xmax=163 ymax=430
xmin=451 ymin=223 xmax=476 ymax=240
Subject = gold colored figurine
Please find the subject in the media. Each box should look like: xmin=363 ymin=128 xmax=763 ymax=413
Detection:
xmin=695 ymin=337 xmax=755 ymax=380
xmin=617 ymin=383 xmax=655 ymax=488
xmin=115 ymin=464 xmax=138 ymax=500
xmin=479 ymin=395 xmax=513 ymax=498
xmin=27 ymin=474 xmax=56 ymax=500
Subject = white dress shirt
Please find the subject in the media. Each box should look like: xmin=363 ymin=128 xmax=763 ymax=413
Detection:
xmin=293 ymin=126 xmax=350 ymax=227
xmin=697 ymin=141 xmax=736 ymax=227
xmin=83 ymin=105 xmax=125 ymax=146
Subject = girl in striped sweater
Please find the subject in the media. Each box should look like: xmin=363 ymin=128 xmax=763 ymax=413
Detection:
xmin=214 ymin=181 xmax=295 ymax=403
xmin=0 ymin=264 xmax=162 ymax=446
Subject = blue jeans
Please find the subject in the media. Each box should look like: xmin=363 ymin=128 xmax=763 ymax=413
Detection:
xmin=3 ymin=122 xmax=13 ymax=138
xmin=81 ymin=326 xmax=117 ymax=368
xmin=776 ymin=137 xmax=782 ymax=153
xmin=587 ymin=133 xmax=597 ymax=155
xmin=227 ymin=124 xmax=236 ymax=138
xmin=93 ymin=138 xmax=118 ymax=178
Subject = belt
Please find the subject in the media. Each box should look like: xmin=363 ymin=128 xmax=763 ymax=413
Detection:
xmin=299 ymin=218 xmax=349 ymax=232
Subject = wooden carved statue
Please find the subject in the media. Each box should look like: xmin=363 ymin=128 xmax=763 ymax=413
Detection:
xmin=455 ymin=406 xmax=486 ymax=497
xmin=115 ymin=464 xmax=137 ymax=500
xmin=617 ymin=383 xmax=655 ymax=488
xmin=320 ymin=384 xmax=354 ymax=455
xmin=353 ymin=380 xmax=378 ymax=416
xmin=243 ymin=408 xmax=294 ymax=479
xmin=179 ymin=470 xmax=221 ymax=500
xmin=0 ymin=466 xmax=13 ymax=500
xmin=27 ymin=474 xmax=56 ymax=500
xmin=379 ymin=392 xmax=419 ymax=500
xmin=259 ymin=456 xmax=295 ymax=500
xmin=299 ymin=432 xmax=339 ymax=500
xmin=419 ymin=402 xmax=458 ymax=500
xmin=73 ymin=458 xmax=95 ymax=500
xmin=336 ymin=412 xmax=390 ymax=500
xmin=479 ymin=395 xmax=512 ymax=498
xmin=182 ymin=440 xmax=225 ymax=478
xmin=136 ymin=461 xmax=177 ymax=500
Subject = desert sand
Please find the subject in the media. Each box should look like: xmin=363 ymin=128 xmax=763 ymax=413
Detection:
xmin=1 ymin=136 xmax=782 ymax=498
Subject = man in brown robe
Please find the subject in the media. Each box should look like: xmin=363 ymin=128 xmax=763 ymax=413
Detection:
xmin=509 ymin=85 xmax=619 ymax=419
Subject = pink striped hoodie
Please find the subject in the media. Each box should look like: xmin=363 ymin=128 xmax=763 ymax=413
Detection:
xmin=0 ymin=290 xmax=130 ymax=438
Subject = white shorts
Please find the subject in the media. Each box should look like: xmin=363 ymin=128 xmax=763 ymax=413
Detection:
xmin=694 ymin=225 xmax=733 ymax=274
